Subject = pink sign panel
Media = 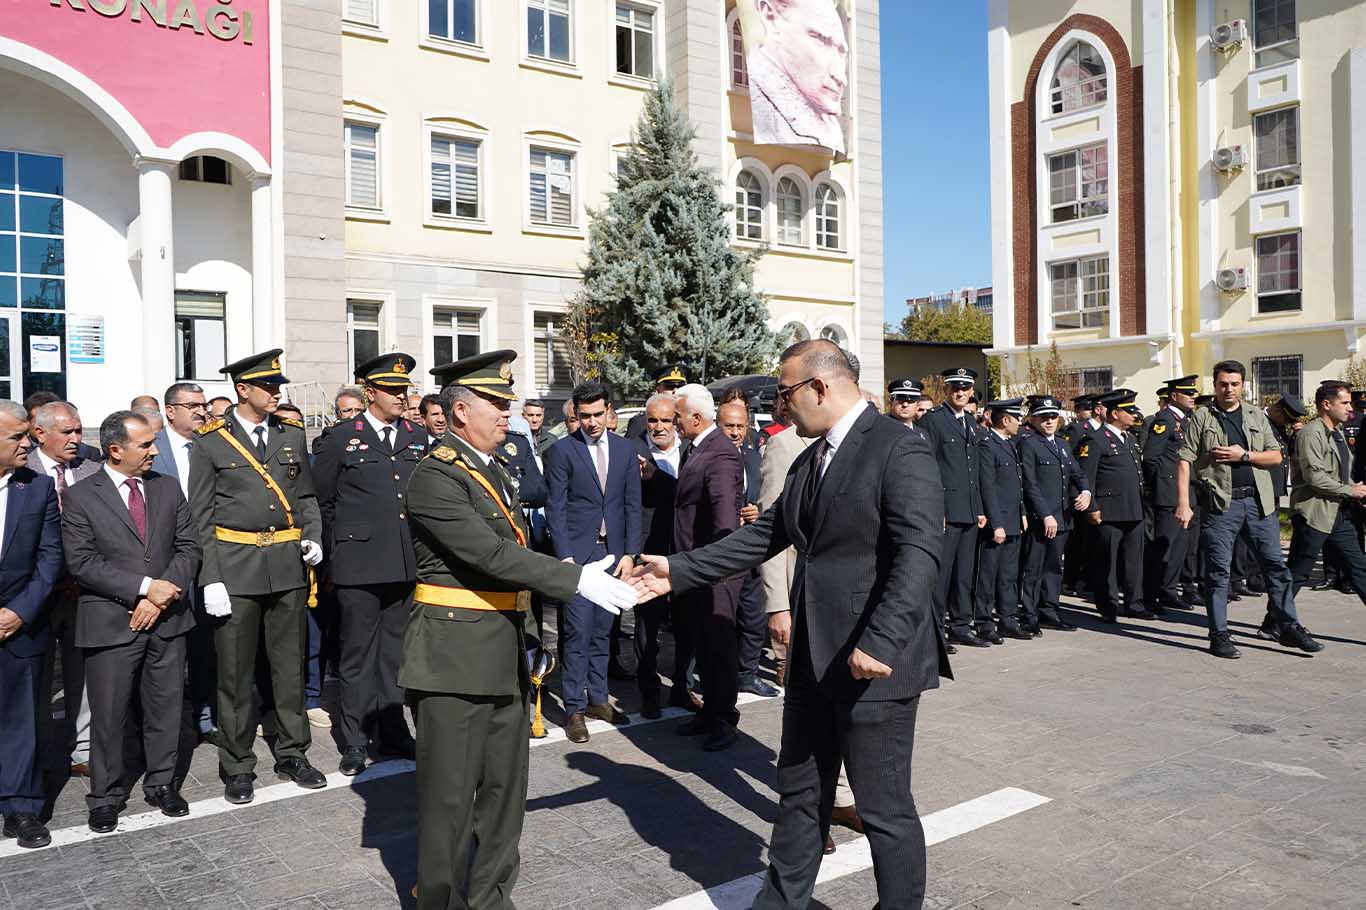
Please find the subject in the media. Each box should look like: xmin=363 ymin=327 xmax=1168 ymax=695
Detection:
xmin=1 ymin=0 xmax=271 ymax=165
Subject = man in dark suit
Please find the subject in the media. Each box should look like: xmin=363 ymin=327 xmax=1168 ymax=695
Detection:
xmin=633 ymin=339 xmax=950 ymax=909
xmin=543 ymin=381 xmax=641 ymax=743
xmin=976 ymin=398 xmax=1031 ymax=642
xmin=919 ymin=367 xmax=988 ymax=648
xmin=0 ymin=400 xmax=62 ymax=849
xmin=1142 ymin=376 xmax=1199 ymax=613
xmin=629 ymin=393 xmax=689 ymax=718
xmin=61 ymin=410 xmax=200 ymax=833
xmin=624 ymin=364 xmax=688 ymax=439
xmin=313 ymin=353 xmax=424 ymax=776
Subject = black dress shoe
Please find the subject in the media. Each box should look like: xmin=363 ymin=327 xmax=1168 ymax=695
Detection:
xmin=947 ymin=631 xmax=990 ymax=648
xmin=88 ymin=805 xmax=119 ymax=834
xmin=339 ymin=747 xmax=368 ymax=777
xmin=607 ymin=660 xmax=635 ymax=681
xmin=274 ymin=758 xmax=327 ymax=789
xmin=1025 ymin=623 xmax=1043 ymax=638
xmin=703 ymin=722 xmax=738 ymax=752
xmin=1159 ymin=592 xmax=1193 ymax=612
xmin=1120 ymin=607 xmax=1158 ymax=620
xmin=1279 ymin=623 xmax=1324 ymax=653
xmin=3 ymin=813 xmax=51 ymax=849
xmin=1182 ymin=586 xmax=1206 ymax=606
xmin=586 ymin=702 xmax=631 ymax=725
xmin=675 ymin=715 xmax=712 ymax=737
xmin=1256 ymin=614 xmax=1282 ymax=641
xmin=737 ymin=673 xmax=781 ymax=697
xmin=565 ymin=712 xmax=590 ymax=743
xmin=1231 ymin=580 xmax=1256 ymax=598
xmin=1037 ymin=616 xmax=1076 ymax=632
xmin=1209 ymin=631 xmax=1242 ymax=659
xmin=144 ymin=785 xmax=189 ymax=817
xmin=978 ymin=629 xmax=1005 ymax=645
xmin=224 ymin=773 xmax=254 ymax=805
xmin=823 ymin=833 xmax=835 ymax=855
xmin=640 ymin=693 xmax=662 ymax=720
xmin=945 ymin=642 xmax=958 ymax=654
xmin=999 ymin=625 xmax=1033 ymax=641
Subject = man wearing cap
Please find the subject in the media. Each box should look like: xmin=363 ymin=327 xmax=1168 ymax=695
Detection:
xmin=625 ymin=364 xmax=688 ymax=438
xmin=1078 ymin=390 xmax=1155 ymax=623
xmin=1142 ymin=376 xmax=1199 ymax=613
xmin=1019 ymin=396 xmax=1092 ymax=633
xmin=1176 ymin=360 xmax=1322 ymax=658
xmin=313 ymin=353 xmax=424 ymax=776
xmin=1060 ymin=396 xmax=1092 ymax=448
xmin=920 ymin=367 xmax=989 ymax=648
xmin=886 ymin=378 xmax=926 ymax=438
xmin=189 ymin=349 xmax=327 ymax=804
xmin=1062 ymin=396 xmax=1104 ymax=598
xmin=977 ymin=398 xmax=1031 ymax=641
xmin=402 ymin=350 xmax=635 ymax=909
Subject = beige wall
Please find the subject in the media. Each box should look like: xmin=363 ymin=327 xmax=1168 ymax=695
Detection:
xmin=1007 ymin=0 xmax=1141 ymax=99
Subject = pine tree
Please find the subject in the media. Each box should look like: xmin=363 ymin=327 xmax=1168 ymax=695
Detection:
xmin=578 ymin=81 xmax=776 ymax=400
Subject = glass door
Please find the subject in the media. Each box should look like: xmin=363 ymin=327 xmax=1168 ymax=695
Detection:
xmin=0 ymin=312 xmax=16 ymax=401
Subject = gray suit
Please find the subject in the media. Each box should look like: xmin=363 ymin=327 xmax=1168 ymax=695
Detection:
xmin=60 ymin=469 xmax=200 ymax=809
xmin=27 ymin=449 xmax=100 ymax=765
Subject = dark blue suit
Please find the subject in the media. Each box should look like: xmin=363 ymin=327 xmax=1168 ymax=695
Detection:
xmin=920 ymin=406 xmax=984 ymax=637
xmin=976 ymin=431 xmax=1026 ymax=632
xmin=1019 ymin=432 xmax=1089 ymax=626
xmin=543 ymin=429 xmax=642 ymax=715
xmin=0 ymin=467 xmax=62 ymax=816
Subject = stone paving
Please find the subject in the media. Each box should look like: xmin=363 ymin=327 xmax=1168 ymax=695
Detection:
xmin=6 ymin=584 xmax=1366 ymax=910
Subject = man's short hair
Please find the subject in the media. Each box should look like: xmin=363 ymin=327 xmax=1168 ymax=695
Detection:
xmin=439 ymin=383 xmax=481 ymax=420
xmin=1212 ymin=359 xmax=1247 ymax=382
xmin=675 ymin=384 xmax=717 ymax=422
xmin=719 ymin=387 xmax=750 ymax=408
xmin=562 ymin=398 xmax=575 ymax=418
xmin=23 ymin=390 xmax=60 ymax=417
xmin=334 ymin=387 xmax=363 ymax=409
xmin=1316 ymin=381 xmax=1350 ymax=409
xmin=163 ymin=382 xmax=204 ymax=406
xmin=275 ymin=403 xmax=304 ymax=419
xmin=779 ymin=338 xmax=858 ymax=383
xmin=34 ymin=401 xmax=78 ymax=431
xmin=571 ymin=381 xmax=610 ymax=410
xmin=100 ymin=410 xmax=148 ymax=457
xmin=130 ymin=395 xmax=159 ymax=410
xmin=522 ymin=398 xmax=545 ymax=410
xmin=0 ymin=400 xmax=28 ymax=424
xmin=209 ymin=395 xmax=232 ymax=409
xmin=133 ymin=405 xmax=163 ymax=423
xmin=420 ymin=393 xmax=442 ymax=415
xmin=644 ymin=392 xmax=677 ymax=413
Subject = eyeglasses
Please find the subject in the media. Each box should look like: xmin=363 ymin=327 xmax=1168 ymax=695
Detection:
xmin=776 ymin=377 xmax=817 ymax=403
xmin=169 ymin=402 xmax=209 ymax=412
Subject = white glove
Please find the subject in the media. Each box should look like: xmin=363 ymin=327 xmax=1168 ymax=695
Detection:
xmin=576 ymin=555 xmax=636 ymax=616
xmin=204 ymin=582 xmax=232 ymax=617
xmin=301 ymin=540 xmax=323 ymax=567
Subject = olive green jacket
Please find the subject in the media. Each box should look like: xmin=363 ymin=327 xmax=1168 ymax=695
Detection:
xmin=1178 ymin=403 xmax=1280 ymax=517
xmin=399 ymin=433 xmax=580 ymax=697
xmin=1289 ymin=418 xmax=1355 ymax=534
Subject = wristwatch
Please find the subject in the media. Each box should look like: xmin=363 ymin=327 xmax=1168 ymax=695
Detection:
xmin=1240 ymin=452 xmax=1251 ymax=464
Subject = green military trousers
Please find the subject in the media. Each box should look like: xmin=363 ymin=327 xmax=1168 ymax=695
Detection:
xmin=412 ymin=691 xmax=530 ymax=910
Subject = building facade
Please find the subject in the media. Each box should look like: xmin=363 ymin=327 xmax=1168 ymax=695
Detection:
xmin=988 ymin=0 xmax=1366 ymax=405
xmin=906 ymin=286 xmax=994 ymax=315
xmin=340 ymin=0 xmax=885 ymax=408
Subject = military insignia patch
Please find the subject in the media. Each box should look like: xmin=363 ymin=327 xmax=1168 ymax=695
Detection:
xmin=349 ymin=438 xmax=361 ymax=446
xmin=503 ymin=443 xmax=516 ymax=455
xmin=430 ymin=446 xmax=458 ymax=463
xmin=1079 ymin=443 xmax=1090 ymax=458
xmin=279 ymin=416 xmax=305 ymax=429
xmin=1153 ymin=423 xmax=1167 ymax=434
xmin=197 ymin=418 xmax=226 ymax=435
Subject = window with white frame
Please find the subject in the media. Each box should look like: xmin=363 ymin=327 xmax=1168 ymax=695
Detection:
xmin=345 ymin=121 xmax=380 ymax=210
xmin=428 ymin=0 xmax=477 ymax=44
xmin=1049 ymin=256 xmax=1109 ymax=330
xmin=734 ymin=170 xmax=764 ymax=241
xmin=730 ymin=17 xmax=748 ymax=88
xmin=528 ymin=0 xmax=573 ymax=64
xmin=775 ymin=177 xmax=804 ymax=246
xmin=814 ymin=182 xmax=841 ymax=251
xmin=819 ymin=324 xmax=848 ymax=347
xmin=433 ymin=308 xmax=481 ymax=364
xmin=174 ymin=291 xmax=227 ymax=381
xmin=1253 ymin=0 xmax=1297 ymax=67
xmin=1061 ymin=367 xmax=1113 ymax=401
xmin=1050 ymin=41 xmax=1107 ymax=115
xmin=178 ymin=156 xmax=231 ymax=185
xmin=615 ymin=4 xmax=654 ymax=79
xmin=344 ymin=0 xmax=378 ymax=28
xmin=1256 ymin=231 xmax=1300 ymax=313
xmin=347 ymin=300 xmax=383 ymax=374
xmin=533 ymin=312 xmax=572 ymax=392
xmin=1253 ymin=354 xmax=1302 ymax=403
xmin=430 ymin=134 xmax=481 ymax=220
xmin=778 ymin=321 xmax=810 ymax=346
xmin=1048 ymin=144 xmax=1107 ymax=223
xmin=1254 ymin=106 xmax=1300 ymax=191
xmin=528 ymin=147 xmax=575 ymax=227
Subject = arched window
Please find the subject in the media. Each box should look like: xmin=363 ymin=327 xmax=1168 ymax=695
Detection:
xmin=775 ymin=177 xmax=804 ymax=246
xmin=735 ymin=170 xmax=765 ymax=240
xmin=814 ymin=182 xmax=842 ymax=251
xmin=1049 ymin=41 xmax=1107 ymax=114
xmin=730 ymin=18 xmax=748 ymax=88
xmin=819 ymin=324 xmax=848 ymax=347
xmin=778 ymin=321 xmax=810 ymax=346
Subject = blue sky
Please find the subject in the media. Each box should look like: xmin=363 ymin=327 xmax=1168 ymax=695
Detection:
xmin=879 ymin=4 xmax=991 ymax=326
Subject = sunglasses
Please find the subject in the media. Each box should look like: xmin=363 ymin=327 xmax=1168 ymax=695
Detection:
xmin=776 ymin=377 xmax=818 ymax=402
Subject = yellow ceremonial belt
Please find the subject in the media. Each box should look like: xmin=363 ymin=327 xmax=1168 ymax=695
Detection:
xmin=414 ymin=583 xmax=526 ymax=612
xmin=215 ymin=526 xmax=302 ymax=546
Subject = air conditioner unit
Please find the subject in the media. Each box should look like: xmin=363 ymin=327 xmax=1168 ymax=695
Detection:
xmin=1216 ymin=267 xmax=1249 ymax=292
xmin=1213 ymin=145 xmax=1247 ymax=172
xmin=1211 ymin=19 xmax=1248 ymax=51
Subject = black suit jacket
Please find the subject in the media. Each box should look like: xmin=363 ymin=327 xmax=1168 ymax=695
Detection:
xmin=631 ymin=435 xmax=688 ymax=555
xmin=0 ymin=468 xmax=62 ymax=658
xmin=671 ymin=404 xmax=951 ymax=702
xmin=61 ymin=470 xmax=200 ymax=647
xmin=1019 ymin=432 xmax=1089 ymax=527
xmin=978 ymin=431 xmax=1024 ymax=535
xmin=1079 ymin=426 xmax=1144 ymax=522
xmin=919 ymin=405 xmax=983 ymax=524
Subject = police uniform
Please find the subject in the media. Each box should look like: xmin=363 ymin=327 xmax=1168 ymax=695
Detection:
xmin=401 ymin=351 xmax=592 ymax=910
xmin=975 ymin=398 xmax=1031 ymax=640
xmin=1059 ymin=395 xmax=1093 ymax=448
xmin=1019 ymin=396 xmax=1090 ymax=632
xmin=188 ymin=349 xmax=326 ymax=800
xmin=625 ymin=363 xmax=688 ymax=439
xmin=313 ymin=353 xmax=425 ymax=775
xmin=1078 ymin=389 xmax=1153 ymax=623
xmin=885 ymin=377 xmax=927 ymax=441
xmin=1141 ymin=376 xmax=1198 ymax=612
xmin=919 ymin=367 xmax=986 ymax=645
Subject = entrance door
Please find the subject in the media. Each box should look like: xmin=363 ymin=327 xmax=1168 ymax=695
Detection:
xmin=0 ymin=312 xmax=17 ymax=401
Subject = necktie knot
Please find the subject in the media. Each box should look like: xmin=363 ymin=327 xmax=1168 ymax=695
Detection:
xmin=124 ymin=476 xmax=147 ymax=540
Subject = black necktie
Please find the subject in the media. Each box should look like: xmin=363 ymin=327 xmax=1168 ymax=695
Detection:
xmin=382 ymin=426 xmax=394 ymax=453
xmin=253 ymin=427 xmax=267 ymax=462
xmin=800 ymin=439 xmax=827 ymax=537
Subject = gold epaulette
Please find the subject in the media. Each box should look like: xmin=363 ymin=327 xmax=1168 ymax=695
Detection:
xmin=278 ymin=416 xmax=305 ymax=430
xmin=197 ymin=418 xmax=226 ymax=435
xmin=429 ymin=446 xmax=458 ymax=463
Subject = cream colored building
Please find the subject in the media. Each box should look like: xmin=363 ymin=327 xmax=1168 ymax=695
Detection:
xmin=339 ymin=0 xmax=885 ymax=408
xmin=988 ymin=0 xmax=1366 ymax=406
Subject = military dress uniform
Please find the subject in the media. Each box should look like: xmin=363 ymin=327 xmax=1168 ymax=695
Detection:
xmin=1019 ymin=396 xmax=1090 ymax=632
xmin=401 ymin=351 xmax=593 ymax=910
xmin=1079 ymin=389 xmax=1152 ymax=623
xmin=313 ymin=353 xmax=426 ymax=776
xmin=188 ymin=349 xmax=326 ymax=798
xmin=1142 ymin=376 xmax=1198 ymax=612
xmin=975 ymin=398 xmax=1030 ymax=640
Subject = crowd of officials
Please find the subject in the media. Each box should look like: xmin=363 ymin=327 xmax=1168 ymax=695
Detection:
xmin=0 ymin=342 xmax=1362 ymax=889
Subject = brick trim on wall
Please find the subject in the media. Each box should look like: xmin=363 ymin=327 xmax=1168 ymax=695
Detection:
xmin=1011 ymin=14 xmax=1145 ymax=347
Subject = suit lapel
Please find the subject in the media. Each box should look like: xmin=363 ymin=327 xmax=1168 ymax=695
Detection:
xmin=573 ymin=431 xmax=604 ymax=499
xmin=809 ymin=406 xmax=871 ymax=541
xmin=91 ymin=470 xmax=140 ymax=540
xmin=1 ymin=475 xmax=26 ymax=556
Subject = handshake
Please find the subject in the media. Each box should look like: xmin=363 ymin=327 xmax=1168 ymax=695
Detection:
xmin=574 ymin=554 xmax=674 ymax=615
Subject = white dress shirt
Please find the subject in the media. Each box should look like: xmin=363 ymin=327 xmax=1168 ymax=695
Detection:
xmin=35 ymin=448 xmax=72 ymax=492
xmin=104 ymin=464 xmax=152 ymax=597
xmin=648 ymin=438 xmax=682 ymax=479
xmin=167 ymin=427 xmax=194 ymax=498
xmin=585 ymin=429 xmax=611 ymax=473
xmin=364 ymin=408 xmax=399 ymax=444
xmin=234 ymin=412 xmax=269 ymax=455
xmin=820 ymin=400 xmax=870 ymax=478
xmin=0 ymin=471 xmax=12 ymax=560
xmin=690 ymin=424 xmax=718 ymax=451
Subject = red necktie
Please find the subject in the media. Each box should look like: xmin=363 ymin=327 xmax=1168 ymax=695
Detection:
xmin=124 ymin=478 xmax=146 ymax=540
xmin=53 ymin=467 xmax=66 ymax=511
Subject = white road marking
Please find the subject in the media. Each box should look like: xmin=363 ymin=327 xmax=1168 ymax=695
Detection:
xmin=647 ymin=787 xmax=1052 ymax=910
xmin=0 ymin=690 xmax=779 ymax=859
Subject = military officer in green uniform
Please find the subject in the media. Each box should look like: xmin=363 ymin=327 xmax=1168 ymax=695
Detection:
xmin=401 ymin=350 xmax=636 ymax=910
xmin=189 ymin=349 xmax=328 ymax=805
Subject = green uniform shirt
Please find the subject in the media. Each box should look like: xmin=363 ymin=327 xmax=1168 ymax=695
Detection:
xmin=1178 ymin=403 xmax=1280 ymax=517
xmin=1289 ymin=417 xmax=1355 ymax=534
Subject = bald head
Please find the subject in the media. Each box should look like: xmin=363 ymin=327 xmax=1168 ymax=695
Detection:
xmin=780 ymin=339 xmax=858 ymax=387
xmin=776 ymin=339 xmax=863 ymax=437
